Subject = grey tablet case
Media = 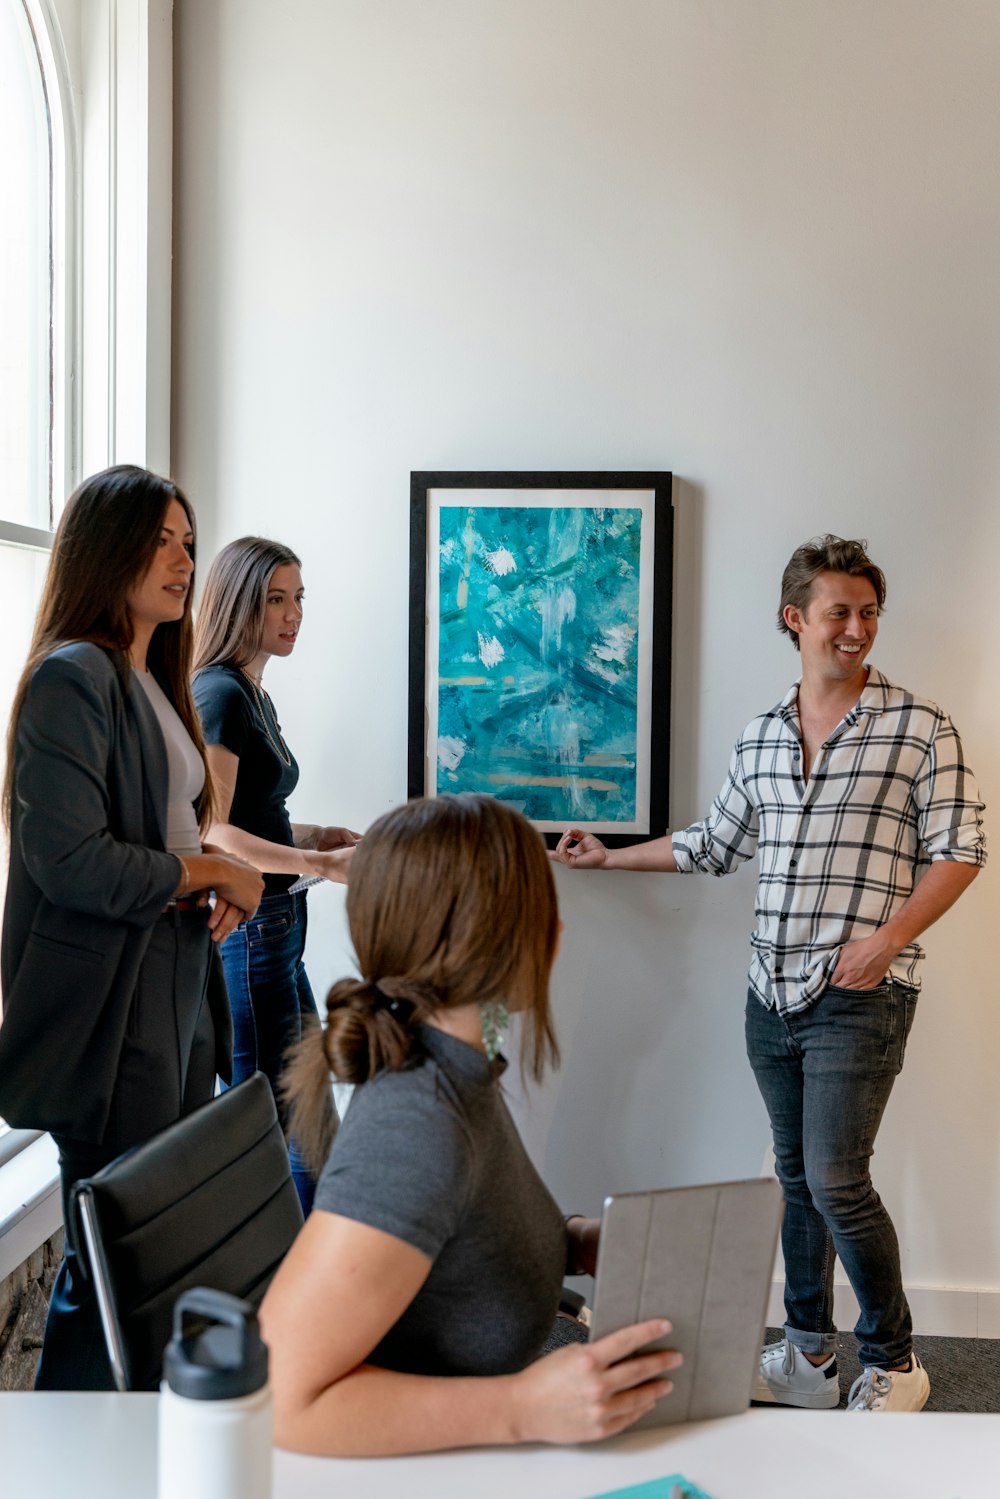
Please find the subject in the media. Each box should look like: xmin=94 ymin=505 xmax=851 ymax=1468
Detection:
xmin=588 ymin=1177 xmax=783 ymax=1428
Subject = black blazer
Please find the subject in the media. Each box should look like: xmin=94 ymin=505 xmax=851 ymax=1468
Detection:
xmin=0 ymin=642 xmax=231 ymax=1142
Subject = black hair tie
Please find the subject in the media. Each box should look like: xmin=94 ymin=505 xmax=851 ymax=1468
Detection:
xmin=371 ymin=983 xmax=413 ymax=1023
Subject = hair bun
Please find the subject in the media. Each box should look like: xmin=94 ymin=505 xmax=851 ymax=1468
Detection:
xmin=321 ymin=975 xmax=419 ymax=1085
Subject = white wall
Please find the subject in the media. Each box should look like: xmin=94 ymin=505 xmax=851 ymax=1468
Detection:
xmin=173 ymin=0 xmax=1000 ymax=1326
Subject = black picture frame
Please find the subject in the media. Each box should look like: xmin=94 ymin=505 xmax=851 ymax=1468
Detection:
xmin=409 ymin=471 xmax=673 ymax=847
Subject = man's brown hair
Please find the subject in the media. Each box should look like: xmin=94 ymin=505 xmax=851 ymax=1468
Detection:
xmin=778 ymin=534 xmax=886 ymax=650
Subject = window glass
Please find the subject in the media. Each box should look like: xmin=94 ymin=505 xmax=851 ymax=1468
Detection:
xmin=0 ymin=0 xmax=172 ymax=1157
xmin=0 ymin=1 xmax=56 ymax=1143
xmin=0 ymin=546 xmax=49 ymax=750
xmin=0 ymin=0 xmax=52 ymax=528
xmin=0 ymin=543 xmax=50 ymax=1141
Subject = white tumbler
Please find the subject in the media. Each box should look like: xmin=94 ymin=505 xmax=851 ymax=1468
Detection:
xmin=158 ymin=1287 xmax=273 ymax=1499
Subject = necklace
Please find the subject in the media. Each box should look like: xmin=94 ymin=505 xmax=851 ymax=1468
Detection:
xmin=238 ymin=667 xmax=292 ymax=767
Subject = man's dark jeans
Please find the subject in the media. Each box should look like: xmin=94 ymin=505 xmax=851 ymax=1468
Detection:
xmin=745 ymin=979 xmax=918 ymax=1370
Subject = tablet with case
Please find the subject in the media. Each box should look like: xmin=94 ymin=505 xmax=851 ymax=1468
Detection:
xmin=588 ymin=1177 xmax=783 ymax=1428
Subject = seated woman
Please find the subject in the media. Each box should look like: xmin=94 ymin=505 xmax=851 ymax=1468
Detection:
xmin=261 ymin=793 xmax=681 ymax=1455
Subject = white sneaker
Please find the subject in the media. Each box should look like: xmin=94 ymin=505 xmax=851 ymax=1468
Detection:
xmin=753 ymin=1339 xmax=840 ymax=1409
xmin=846 ymin=1354 xmax=930 ymax=1412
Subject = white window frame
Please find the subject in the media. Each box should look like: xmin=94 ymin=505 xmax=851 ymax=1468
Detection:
xmin=0 ymin=0 xmax=74 ymax=543
xmin=0 ymin=0 xmax=173 ymax=1275
xmin=60 ymin=0 xmax=174 ymax=479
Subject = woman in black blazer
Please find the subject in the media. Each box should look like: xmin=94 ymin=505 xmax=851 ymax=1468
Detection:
xmin=0 ymin=466 xmax=263 ymax=1390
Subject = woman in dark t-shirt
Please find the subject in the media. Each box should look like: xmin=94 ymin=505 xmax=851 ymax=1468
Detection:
xmin=193 ymin=537 xmax=357 ymax=1212
xmin=260 ymin=794 xmax=682 ymax=1456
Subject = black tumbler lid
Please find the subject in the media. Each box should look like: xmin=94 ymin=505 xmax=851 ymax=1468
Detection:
xmin=163 ymin=1287 xmax=269 ymax=1399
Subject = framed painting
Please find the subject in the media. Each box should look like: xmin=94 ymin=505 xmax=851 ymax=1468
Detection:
xmin=408 ymin=471 xmax=673 ymax=846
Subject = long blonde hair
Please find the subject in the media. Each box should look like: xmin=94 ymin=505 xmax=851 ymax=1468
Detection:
xmin=193 ymin=536 xmax=302 ymax=672
xmin=285 ymin=794 xmax=561 ymax=1172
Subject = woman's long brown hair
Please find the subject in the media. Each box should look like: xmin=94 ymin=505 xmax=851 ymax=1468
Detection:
xmin=192 ymin=536 xmax=302 ymax=673
xmin=285 ymin=794 xmax=561 ymax=1173
xmin=3 ymin=465 xmax=213 ymax=831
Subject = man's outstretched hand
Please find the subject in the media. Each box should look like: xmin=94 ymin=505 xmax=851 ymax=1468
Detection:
xmin=550 ymin=829 xmax=610 ymax=869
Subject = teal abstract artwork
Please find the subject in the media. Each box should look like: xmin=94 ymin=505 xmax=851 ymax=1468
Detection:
xmin=434 ymin=504 xmax=642 ymax=824
xmin=410 ymin=473 xmax=671 ymax=841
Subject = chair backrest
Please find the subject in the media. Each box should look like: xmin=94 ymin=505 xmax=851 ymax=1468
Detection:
xmin=72 ymin=1073 xmax=304 ymax=1391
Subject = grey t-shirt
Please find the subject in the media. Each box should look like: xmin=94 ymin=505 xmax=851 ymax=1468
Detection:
xmin=313 ymin=1023 xmax=569 ymax=1376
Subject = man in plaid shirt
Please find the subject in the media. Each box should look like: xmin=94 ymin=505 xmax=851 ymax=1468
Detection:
xmin=553 ymin=535 xmax=986 ymax=1413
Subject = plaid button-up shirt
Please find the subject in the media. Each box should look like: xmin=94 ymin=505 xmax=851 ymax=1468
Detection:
xmin=671 ymin=668 xmax=987 ymax=1014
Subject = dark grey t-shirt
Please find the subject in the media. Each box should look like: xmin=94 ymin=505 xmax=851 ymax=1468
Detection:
xmin=313 ymin=1023 xmax=568 ymax=1376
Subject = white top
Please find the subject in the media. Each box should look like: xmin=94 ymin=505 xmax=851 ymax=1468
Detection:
xmin=134 ymin=671 xmax=204 ymax=855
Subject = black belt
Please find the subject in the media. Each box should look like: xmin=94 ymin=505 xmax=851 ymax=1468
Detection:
xmin=162 ymin=895 xmax=202 ymax=914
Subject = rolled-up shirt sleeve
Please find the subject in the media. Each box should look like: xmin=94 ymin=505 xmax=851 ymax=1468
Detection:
xmin=671 ymin=743 xmax=760 ymax=876
xmin=914 ymin=713 xmax=987 ymax=866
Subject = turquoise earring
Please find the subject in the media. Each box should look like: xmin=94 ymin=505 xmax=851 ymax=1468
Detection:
xmin=479 ymin=1000 xmax=509 ymax=1062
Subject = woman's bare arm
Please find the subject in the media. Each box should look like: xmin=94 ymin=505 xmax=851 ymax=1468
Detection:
xmin=201 ymin=744 xmax=353 ymax=883
xmin=260 ymin=1211 xmax=680 ymax=1457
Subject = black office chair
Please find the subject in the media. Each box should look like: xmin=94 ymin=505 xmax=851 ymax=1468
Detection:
xmin=71 ymin=1073 xmax=304 ymax=1391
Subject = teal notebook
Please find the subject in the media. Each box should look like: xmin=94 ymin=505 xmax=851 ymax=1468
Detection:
xmin=585 ymin=1475 xmax=715 ymax=1498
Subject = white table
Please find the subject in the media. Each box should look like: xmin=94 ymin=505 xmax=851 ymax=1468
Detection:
xmin=2 ymin=1393 xmax=995 ymax=1498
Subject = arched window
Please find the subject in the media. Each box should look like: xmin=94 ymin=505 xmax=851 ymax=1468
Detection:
xmin=0 ymin=0 xmax=71 ymax=826
xmin=0 ymin=0 xmax=68 ymax=1163
xmin=0 ymin=0 xmax=71 ymax=1214
xmin=0 ymin=1 xmax=69 ymax=902
xmin=1 ymin=1 xmax=51 ymax=523
xmin=0 ymin=1 xmax=173 ymax=1189
xmin=0 ymin=0 xmax=73 ymax=534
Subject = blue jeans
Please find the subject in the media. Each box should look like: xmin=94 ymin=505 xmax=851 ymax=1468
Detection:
xmin=220 ymin=888 xmax=318 ymax=1214
xmin=745 ymin=979 xmax=918 ymax=1370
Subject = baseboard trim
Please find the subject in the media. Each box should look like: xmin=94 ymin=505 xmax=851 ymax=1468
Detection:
xmin=766 ymin=1279 xmax=1000 ymax=1339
